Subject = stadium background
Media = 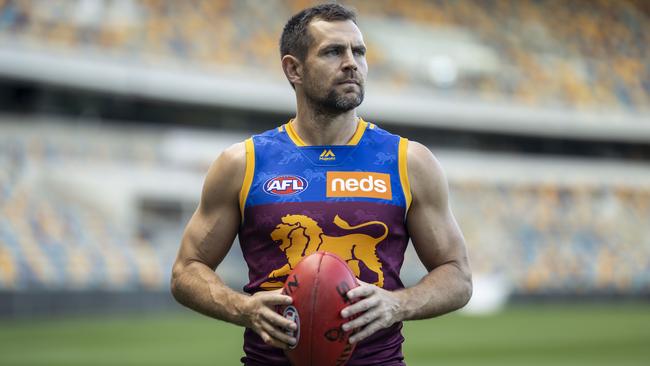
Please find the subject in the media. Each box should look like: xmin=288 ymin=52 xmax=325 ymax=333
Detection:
xmin=0 ymin=0 xmax=648 ymax=365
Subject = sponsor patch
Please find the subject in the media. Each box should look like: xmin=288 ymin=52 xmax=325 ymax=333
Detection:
xmin=326 ymin=171 xmax=392 ymax=200
xmin=263 ymin=175 xmax=308 ymax=196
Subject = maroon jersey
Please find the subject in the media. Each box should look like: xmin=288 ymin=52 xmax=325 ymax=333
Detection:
xmin=238 ymin=120 xmax=411 ymax=365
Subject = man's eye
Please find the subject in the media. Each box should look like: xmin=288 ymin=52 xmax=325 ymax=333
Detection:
xmin=326 ymin=49 xmax=340 ymax=56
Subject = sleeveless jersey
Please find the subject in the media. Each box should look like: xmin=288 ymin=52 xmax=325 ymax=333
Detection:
xmin=238 ymin=119 xmax=411 ymax=366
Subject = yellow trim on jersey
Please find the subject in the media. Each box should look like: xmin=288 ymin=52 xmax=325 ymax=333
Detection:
xmin=285 ymin=120 xmax=308 ymax=146
xmin=239 ymin=138 xmax=255 ymax=220
xmin=284 ymin=118 xmax=368 ymax=146
xmin=347 ymin=119 xmax=368 ymax=145
xmin=398 ymin=137 xmax=412 ymax=212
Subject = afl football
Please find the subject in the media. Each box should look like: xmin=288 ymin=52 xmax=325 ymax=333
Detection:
xmin=278 ymin=251 xmax=359 ymax=366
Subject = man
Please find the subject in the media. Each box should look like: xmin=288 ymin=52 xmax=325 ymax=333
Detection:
xmin=171 ymin=4 xmax=472 ymax=365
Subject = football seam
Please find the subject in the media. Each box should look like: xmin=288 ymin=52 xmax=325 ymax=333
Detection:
xmin=308 ymin=251 xmax=323 ymax=365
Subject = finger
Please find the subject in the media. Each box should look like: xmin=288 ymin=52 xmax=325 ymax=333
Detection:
xmin=261 ymin=320 xmax=297 ymax=347
xmin=341 ymin=296 xmax=380 ymax=318
xmin=268 ymin=288 xmax=286 ymax=296
xmin=262 ymin=307 xmax=298 ymax=331
xmin=349 ymin=322 xmax=381 ymax=344
xmin=347 ymin=284 xmax=375 ymax=300
xmin=342 ymin=308 xmax=381 ymax=331
xmin=259 ymin=293 xmax=293 ymax=306
xmin=259 ymin=330 xmax=290 ymax=350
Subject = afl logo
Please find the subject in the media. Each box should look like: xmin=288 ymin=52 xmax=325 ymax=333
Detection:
xmin=264 ymin=175 xmax=308 ymax=196
xmin=283 ymin=305 xmax=300 ymax=349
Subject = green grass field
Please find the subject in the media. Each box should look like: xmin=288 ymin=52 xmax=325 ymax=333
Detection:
xmin=1 ymin=304 xmax=648 ymax=366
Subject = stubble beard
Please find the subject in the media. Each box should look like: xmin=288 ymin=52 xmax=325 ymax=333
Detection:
xmin=325 ymin=86 xmax=364 ymax=112
xmin=304 ymin=79 xmax=365 ymax=116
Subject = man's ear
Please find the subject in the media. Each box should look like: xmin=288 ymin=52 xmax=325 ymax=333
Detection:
xmin=282 ymin=55 xmax=302 ymax=86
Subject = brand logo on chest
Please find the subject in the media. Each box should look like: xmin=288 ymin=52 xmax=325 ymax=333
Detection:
xmin=326 ymin=171 xmax=392 ymax=200
xmin=319 ymin=149 xmax=336 ymax=161
xmin=263 ymin=175 xmax=308 ymax=196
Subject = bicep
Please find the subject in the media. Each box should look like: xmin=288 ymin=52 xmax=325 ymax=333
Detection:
xmin=175 ymin=143 xmax=245 ymax=271
xmin=178 ymin=200 xmax=241 ymax=271
xmin=405 ymin=142 xmax=468 ymax=272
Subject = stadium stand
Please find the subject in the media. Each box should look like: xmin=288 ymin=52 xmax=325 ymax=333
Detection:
xmin=0 ymin=0 xmax=648 ymax=112
xmin=1 ymin=119 xmax=649 ymax=296
xmin=0 ymin=120 xmax=171 ymax=290
xmin=453 ymin=181 xmax=650 ymax=294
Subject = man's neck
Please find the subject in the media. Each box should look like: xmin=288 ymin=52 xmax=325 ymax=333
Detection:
xmin=291 ymin=107 xmax=359 ymax=146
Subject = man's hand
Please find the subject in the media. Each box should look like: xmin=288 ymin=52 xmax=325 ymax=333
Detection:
xmin=241 ymin=289 xmax=298 ymax=349
xmin=340 ymin=280 xmax=404 ymax=344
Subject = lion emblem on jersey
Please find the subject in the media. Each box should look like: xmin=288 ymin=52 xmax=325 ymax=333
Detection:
xmin=260 ymin=214 xmax=388 ymax=290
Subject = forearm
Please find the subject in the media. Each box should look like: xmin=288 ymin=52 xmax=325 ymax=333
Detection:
xmin=171 ymin=260 xmax=250 ymax=327
xmin=395 ymin=261 xmax=472 ymax=321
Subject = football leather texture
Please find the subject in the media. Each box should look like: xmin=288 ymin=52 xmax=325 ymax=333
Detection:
xmin=279 ymin=251 xmax=359 ymax=366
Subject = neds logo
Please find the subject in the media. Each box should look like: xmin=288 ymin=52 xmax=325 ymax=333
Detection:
xmin=327 ymin=172 xmax=392 ymax=200
xmin=264 ymin=175 xmax=308 ymax=196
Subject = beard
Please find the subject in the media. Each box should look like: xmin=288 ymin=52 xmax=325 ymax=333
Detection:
xmin=304 ymin=77 xmax=365 ymax=115
xmin=324 ymin=86 xmax=364 ymax=112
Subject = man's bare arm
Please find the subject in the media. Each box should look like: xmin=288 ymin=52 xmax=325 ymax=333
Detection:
xmin=395 ymin=141 xmax=472 ymax=319
xmin=342 ymin=140 xmax=472 ymax=343
xmin=170 ymin=142 xmax=297 ymax=349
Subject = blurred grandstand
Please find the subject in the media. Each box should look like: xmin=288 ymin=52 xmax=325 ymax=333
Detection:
xmin=0 ymin=0 xmax=649 ymax=317
xmin=1 ymin=0 xmax=649 ymax=113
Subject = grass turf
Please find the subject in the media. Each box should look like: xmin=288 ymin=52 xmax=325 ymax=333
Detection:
xmin=0 ymin=304 xmax=648 ymax=366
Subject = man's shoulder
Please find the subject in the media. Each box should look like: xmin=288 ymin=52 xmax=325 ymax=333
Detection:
xmin=206 ymin=141 xmax=247 ymax=182
xmin=198 ymin=141 xmax=247 ymax=211
xmin=221 ymin=141 xmax=247 ymax=161
xmin=404 ymin=139 xmax=449 ymax=207
xmin=406 ymin=140 xmax=443 ymax=175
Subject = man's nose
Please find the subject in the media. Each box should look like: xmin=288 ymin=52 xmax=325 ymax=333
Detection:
xmin=341 ymin=48 xmax=358 ymax=71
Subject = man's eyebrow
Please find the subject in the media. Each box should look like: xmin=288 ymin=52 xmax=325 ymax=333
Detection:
xmin=319 ymin=43 xmax=346 ymax=51
xmin=319 ymin=43 xmax=367 ymax=53
xmin=352 ymin=45 xmax=367 ymax=53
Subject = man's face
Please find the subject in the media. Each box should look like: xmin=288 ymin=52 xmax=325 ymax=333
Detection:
xmin=300 ymin=20 xmax=368 ymax=114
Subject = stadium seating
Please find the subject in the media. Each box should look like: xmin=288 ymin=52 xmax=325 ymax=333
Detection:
xmin=0 ymin=0 xmax=648 ymax=113
xmin=0 ymin=122 xmax=171 ymax=290
xmin=453 ymin=181 xmax=650 ymax=294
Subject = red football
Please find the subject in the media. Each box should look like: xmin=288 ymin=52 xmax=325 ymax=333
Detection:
xmin=278 ymin=251 xmax=359 ymax=366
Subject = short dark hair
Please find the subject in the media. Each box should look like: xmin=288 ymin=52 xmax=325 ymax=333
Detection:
xmin=280 ymin=3 xmax=357 ymax=61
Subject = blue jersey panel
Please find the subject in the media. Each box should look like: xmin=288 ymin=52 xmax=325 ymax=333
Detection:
xmin=245 ymin=123 xmax=407 ymax=209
